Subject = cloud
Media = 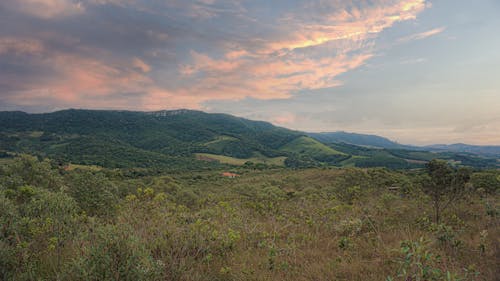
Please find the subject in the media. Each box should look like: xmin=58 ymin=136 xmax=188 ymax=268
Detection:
xmin=0 ymin=37 xmax=44 ymax=55
xmin=398 ymin=27 xmax=446 ymax=43
xmin=0 ymin=0 xmax=431 ymax=112
xmin=132 ymin=57 xmax=151 ymax=73
xmin=268 ymin=0 xmax=428 ymax=52
xmin=177 ymin=0 xmax=428 ymax=101
xmin=400 ymin=57 xmax=427 ymax=64
xmin=272 ymin=113 xmax=297 ymax=126
xmin=2 ymin=0 xmax=85 ymax=19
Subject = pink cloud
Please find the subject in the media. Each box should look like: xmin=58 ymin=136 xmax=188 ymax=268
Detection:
xmin=7 ymin=0 xmax=84 ymax=19
xmin=272 ymin=113 xmax=297 ymax=126
xmin=132 ymin=57 xmax=151 ymax=73
xmin=0 ymin=37 xmax=44 ymax=55
xmin=1 ymin=0 xmax=431 ymax=111
xmin=1 ymin=37 xmax=157 ymax=109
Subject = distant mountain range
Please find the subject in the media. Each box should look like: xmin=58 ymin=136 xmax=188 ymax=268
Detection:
xmin=424 ymin=143 xmax=500 ymax=157
xmin=306 ymin=132 xmax=500 ymax=157
xmin=0 ymin=109 xmax=498 ymax=169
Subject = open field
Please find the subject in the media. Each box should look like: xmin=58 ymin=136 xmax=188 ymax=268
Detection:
xmin=195 ymin=153 xmax=287 ymax=166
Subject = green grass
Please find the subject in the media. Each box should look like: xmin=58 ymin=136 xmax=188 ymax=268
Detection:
xmin=66 ymin=163 xmax=103 ymax=171
xmin=339 ymin=155 xmax=367 ymax=167
xmin=29 ymin=131 xmax=44 ymax=138
xmin=280 ymin=136 xmax=346 ymax=157
xmin=195 ymin=153 xmax=286 ymax=166
xmin=204 ymin=135 xmax=239 ymax=146
xmin=49 ymin=143 xmax=69 ymax=150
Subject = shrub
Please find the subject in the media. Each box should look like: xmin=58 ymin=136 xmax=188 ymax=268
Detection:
xmin=65 ymin=224 xmax=163 ymax=281
xmin=67 ymin=171 xmax=118 ymax=218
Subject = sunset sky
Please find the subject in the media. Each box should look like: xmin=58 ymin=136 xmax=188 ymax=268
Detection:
xmin=1 ymin=0 xmax=499 ymax=145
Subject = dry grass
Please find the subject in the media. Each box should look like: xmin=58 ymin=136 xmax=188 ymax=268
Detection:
xmin=195 ymin=153 xmax=286 ymax=166
xmin=112 ymin=168 xmax=500 ymax=280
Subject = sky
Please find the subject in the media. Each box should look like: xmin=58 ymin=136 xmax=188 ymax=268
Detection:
xmin=0 ymin=0 xmax=499 ymax=145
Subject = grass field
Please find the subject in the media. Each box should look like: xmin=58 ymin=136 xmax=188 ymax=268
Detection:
xmin=280 ymin=136 xmax=346 ymax=157
xmin=204 ymin=135 xmax=239 ymax=146
xmin=195 ymin=153 xmax=286 ymax=166
xmin=338 ymin=155 xmax=366 ymax=167
xmin=65 ymin=163 xmax=103 ymax=171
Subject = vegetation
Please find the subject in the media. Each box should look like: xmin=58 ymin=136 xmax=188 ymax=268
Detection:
xmin=420 ymin=160 xmax=472 ymax=223
xmin=195 ymin=153 xmax=286 ymax=167
xmin=280 ymin=136 xmax=348 ymax=164
xmin=307 ymin=131 xmax=410 ymax=149
xmin=0 ymin=155 xmax=498 ymax=280
xmin=2 ymin=110 xmax=499 ymax=170
xmin=0 ymin=110 xmax=499 ymax=279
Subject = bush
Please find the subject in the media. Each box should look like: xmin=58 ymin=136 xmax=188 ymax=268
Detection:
xmin=67 ymin=171 xmax=118 ymax=218
xmin=65 ymin=224 xmax=164 ymax=281
xmin=0 ymin=193 xmax=19 ymax=280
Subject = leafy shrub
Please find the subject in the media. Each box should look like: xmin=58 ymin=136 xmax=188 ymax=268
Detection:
xmin=387 ymin=238 xmax=480 ymax=281
xmin=0 ymin=193 xmax=19 ymax=280
xmin=65 ymin=224 xmax=164 ymax=281
xmin=67 ymin=171 xmax=118 ymax=217
xmin=0 ymin=154 xmax=63 ymax=191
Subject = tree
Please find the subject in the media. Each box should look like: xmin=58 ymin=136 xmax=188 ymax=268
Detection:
xmin=420 ymin=159 xmax=471 ymax=223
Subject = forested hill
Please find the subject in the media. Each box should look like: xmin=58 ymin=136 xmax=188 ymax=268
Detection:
xmin=0 ymin=109 xmax=304 ymax=168
xmin=0 ymin=109 xmax=299 ymax=145
xmin=1 ymin=109 xmax=499 ymax=169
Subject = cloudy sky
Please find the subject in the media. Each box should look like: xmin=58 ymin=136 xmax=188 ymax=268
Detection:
xmin=1 ymin=0 xmax=499 ymax=145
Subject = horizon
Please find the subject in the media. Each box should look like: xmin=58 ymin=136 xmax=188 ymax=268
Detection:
xmin=3 ymin=107 xmax=499 ymax=147
xmin=1 ymin=0 xmax=499 ymax=145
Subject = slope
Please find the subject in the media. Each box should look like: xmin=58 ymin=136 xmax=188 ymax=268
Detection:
xmin=0 ymin=109 xmax=302 ymax=168
xmin=307 ymin=131 xmax=414 ymax=149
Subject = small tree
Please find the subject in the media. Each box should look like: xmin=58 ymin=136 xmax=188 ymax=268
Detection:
xmin=420 ymin=159 xmax=471 ymax=223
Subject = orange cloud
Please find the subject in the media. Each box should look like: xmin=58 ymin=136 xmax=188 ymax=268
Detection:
xmin=267 ymin=0 xmax=427 ymax=52
xmin=177 ymin=0 xmax=426 ymax=104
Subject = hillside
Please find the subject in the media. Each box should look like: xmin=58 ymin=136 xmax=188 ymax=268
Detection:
xmin=1 ymin=109 xmax=499 ymax=170
xmin=0 ymin=109 xmax=303 ymax=169
xmin=307 ymin=131 xmax=413 ymax=149
xmin=280 ymin=136 xmax=348 ymax=165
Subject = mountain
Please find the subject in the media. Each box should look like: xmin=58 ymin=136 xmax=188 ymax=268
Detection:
xmin=307 ymin=131 xmax=414 ymax=149
xmin=308 ymin=131 xmax=500 ymax=159
xmin=1 ymin=109 xmax=498 ymax=170
xmin=425 ymin=143 xmax=500 ymax=157
xmin=0 ymin=109 xmax=304 ymax=169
